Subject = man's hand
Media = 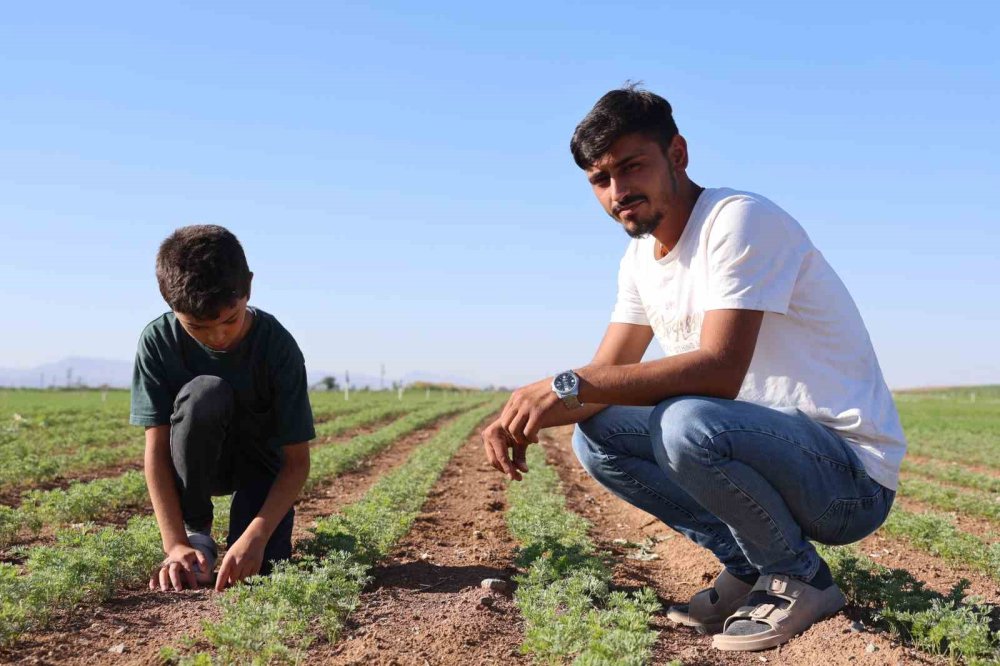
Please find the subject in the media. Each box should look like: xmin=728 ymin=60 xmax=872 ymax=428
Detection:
xmin=500 ymin=376 xmax=562 ymax=447
xmin=482 ymin=418 xmax=529 ymax=481
xmin=215 ymin=528 xmax=266 ymax=592
xmin=150 ymin=542 xmax=213 ymax=592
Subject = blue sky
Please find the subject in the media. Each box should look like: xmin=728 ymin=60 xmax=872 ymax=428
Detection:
xmin=1 ymin=1 xmax=997 ymax=388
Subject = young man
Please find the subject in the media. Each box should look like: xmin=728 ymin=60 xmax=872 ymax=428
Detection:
xmin=482 ymin=87 xmax=906 ymax=651
xmin=130 ymin=225 xmax=315 ymax=593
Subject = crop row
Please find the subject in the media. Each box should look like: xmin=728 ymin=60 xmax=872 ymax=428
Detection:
xmin=0 ymin=397 xmax=482 ymax=550
xmin=818 ymin=544 xmax=1000 ymax=663
xmin=901 ymin=458 xmax=1000 ymax=494
xmin=505 ymin=445 xmax=665 ymax=665
xmin=168 ymin=400 xmax=504 ymax=664
xmin=879 ymin=507 xmax=1000 ymax=583
xmin=0 ymin=398 xmax=495 ymax=647
xmin=0 ymin=495 xmax=232 ymax=647
xmin=898 ymin=477 xmax=1000 ymax=524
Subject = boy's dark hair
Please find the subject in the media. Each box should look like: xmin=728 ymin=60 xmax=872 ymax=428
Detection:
xmin=155 ymin=225 xmax=251 ymax=319
xmin=570 ymin=83 xmax=679 ymax=169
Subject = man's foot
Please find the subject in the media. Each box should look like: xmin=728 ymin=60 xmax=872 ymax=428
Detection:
xmin=186 ymin=531 xmax=218 ymax=585
xmin=711 ymin=569 xmax=846 ymax=652
xmin=666 ymin=569 xmax=757 ymax=634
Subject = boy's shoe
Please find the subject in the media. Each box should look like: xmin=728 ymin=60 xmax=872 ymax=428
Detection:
xmin=712 ymin=574 xmax=847 ymax=651
xmin=666 ymin=569 xmax=755 ymax=634
xmin=186 ymin=531 xmax=218 ymax=585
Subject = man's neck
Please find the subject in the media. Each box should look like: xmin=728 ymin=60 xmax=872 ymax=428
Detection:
xmin=652 ymin=181 xmax=704 ymax=258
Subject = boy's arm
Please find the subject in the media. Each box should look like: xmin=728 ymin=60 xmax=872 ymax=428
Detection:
xmin=215 ymin=442 xmax=310 ymax=591
xmin=144 ymin=425 xmax=212 ymax=591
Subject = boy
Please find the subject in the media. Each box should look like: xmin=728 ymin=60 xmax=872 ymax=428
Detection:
xmin=130 ymin=225 xmax=314 ymax=592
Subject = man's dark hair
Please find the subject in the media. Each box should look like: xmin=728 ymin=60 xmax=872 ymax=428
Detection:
xmin=155 ymin=225 xmax=251 ymax=319
xmin=570 ymin=84 xmax=679 ymax=169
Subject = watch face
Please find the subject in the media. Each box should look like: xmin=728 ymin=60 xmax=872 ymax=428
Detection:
xmin=554 ymin=372 xmax=577 ymax=393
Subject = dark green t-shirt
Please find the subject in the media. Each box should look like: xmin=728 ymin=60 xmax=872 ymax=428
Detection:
xmin=129 ymin=307 xmax=315 ymax=475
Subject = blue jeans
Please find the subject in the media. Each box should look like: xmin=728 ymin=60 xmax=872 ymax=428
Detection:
xmin=572 ymin=396 xmax=895 ymax=579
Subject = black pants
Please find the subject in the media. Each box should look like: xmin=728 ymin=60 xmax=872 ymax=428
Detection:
xmin=169 ymin=375 xmax=293 ymax=573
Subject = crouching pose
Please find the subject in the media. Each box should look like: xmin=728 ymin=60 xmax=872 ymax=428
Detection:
xmin=130 ymin=225 xmax=314 ymax=592
xmin=482 ymin=86 xmax=906 ymax=651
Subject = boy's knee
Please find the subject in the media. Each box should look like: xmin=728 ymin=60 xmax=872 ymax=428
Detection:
xmin=175 ymin=375 xmax=235 ymax=425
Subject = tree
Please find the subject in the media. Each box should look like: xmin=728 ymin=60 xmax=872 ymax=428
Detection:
xmin=319 ymin=376 xmax=339 ymax=391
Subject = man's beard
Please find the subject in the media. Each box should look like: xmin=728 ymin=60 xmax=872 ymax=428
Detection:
xmin=621 ymin=211 xmax=662 ymax=238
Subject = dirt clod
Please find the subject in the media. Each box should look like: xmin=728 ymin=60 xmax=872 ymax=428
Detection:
xmin=480 ymin=578 xmax=510 ymax=594
xmin=107 ymin=644 xmax=125 ymax=655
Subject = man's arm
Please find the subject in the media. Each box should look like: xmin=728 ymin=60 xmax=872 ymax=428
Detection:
xmin=215 ymin=442 xmax=310 ymax=591
xmin=482 ymin=322 xmax=653 ymax=479
xmin=145 ymin=424 xmax=212 ymax=591
xmin=487 ymin=309 xmax=764 ymax=480
xmin=577 ymin=308 xmax=763 ymax=405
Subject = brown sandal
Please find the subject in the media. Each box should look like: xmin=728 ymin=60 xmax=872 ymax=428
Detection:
xmin=712 ymin=574 xmax=846 ymax=651
xmin=666 ymin=569 xmax=754 ymax=635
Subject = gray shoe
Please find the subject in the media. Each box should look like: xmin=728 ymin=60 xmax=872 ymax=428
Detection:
xmin=667 ymin=569 xmax=755 ymax=634
xmin=186 ymin=531 xmax=218 ymax=577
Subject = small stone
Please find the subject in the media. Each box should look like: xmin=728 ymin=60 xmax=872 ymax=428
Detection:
xmin=108 ymin=644 xmax=126 ymax=655
xmin=865 ymin=643 xmax=877 ymax=654
xmin=114 ymin=627 xmax=126 ymax=635
xmin=849 ymin=620 xmax=865 ymax=633
xmin=759 ymin=657 xmax=767 ymax=663
xmin=418 ymin=552 xmax=431 ymax=561
xmin=480 ymin=578 xmax=511 ymax=594
xmin=473 ymin=530 xmax=484 ymax=539
xmin=612 ymin=538 xmax=629 ymax=545
xmin=478 ymin=595 xmax=495 ymax=608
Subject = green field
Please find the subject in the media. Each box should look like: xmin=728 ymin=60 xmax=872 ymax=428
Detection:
xmin=1 ymin=386 xmax=998 ymax=664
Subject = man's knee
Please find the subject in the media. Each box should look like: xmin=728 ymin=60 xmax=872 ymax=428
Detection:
xmin=174 ymin=375 xmax=234 ymax=426
xmin=572 ymin=420 xmax=612 ymax=483
xmin=650 ymin=396 xmax=726 ymax=471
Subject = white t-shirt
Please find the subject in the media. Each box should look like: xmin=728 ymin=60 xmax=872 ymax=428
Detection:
xmin=611 ymin=187 xmax=907 ymax=490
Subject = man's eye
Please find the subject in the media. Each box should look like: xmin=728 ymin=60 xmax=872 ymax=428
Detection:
xmin=625 ymin=163 xmax=641 ymax=172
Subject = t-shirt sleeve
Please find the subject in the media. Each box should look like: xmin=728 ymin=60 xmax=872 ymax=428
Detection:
xmin=129 ymin=331 xmax=174 ymax=426
xmin=271 ymin=338 xmax=316 ymax=447
xmin=704 ymin=198 xmax=810 ymax=315
xmin=610 ymin=249 xmax=649 ymax=325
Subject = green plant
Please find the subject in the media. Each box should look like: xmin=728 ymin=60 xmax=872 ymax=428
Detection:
xmin=506 ymin=446 xmax=662 ymax=665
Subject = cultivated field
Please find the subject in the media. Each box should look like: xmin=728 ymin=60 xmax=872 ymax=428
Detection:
xmin=0 ymin=386 xmax=998 ymax=664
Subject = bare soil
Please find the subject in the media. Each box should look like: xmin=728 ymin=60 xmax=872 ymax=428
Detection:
xmin=314 ymin=422 xmax=528 ymax=665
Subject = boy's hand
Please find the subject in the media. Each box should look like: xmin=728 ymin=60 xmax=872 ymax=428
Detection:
xmin=215 ymin=529 xmax=266 ymax=592
xmin=150 ymin=543 xmax=212 ymax=592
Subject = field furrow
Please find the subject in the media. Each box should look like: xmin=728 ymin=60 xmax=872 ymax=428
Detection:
xmin=0 ymin=399 xmax=493 ymax=654
xmin=167 ymin=400 xmax=503 ymax=664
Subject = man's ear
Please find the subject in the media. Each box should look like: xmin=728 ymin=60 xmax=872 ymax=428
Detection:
xmin=670 ymin=134 xmax=690 ymax=172
xmin=246 ymin=272 xmax=254 ymax=301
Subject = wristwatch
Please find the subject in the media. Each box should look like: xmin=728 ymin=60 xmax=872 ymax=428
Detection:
xmin=552 ymin=370 xmax=582 ymax=409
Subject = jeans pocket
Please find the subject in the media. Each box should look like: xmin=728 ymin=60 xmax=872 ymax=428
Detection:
xmin=809 ymin=491 xmax=888 ymax=546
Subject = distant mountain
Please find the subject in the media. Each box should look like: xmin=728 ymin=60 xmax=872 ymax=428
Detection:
xmin=0 ymin=357 xmax=134 ymax=388
xmin=0 ymin=357 xmax=487 ymax=391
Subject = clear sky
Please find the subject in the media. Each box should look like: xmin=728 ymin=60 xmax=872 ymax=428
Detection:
xmin=1 ymin=1 xmax=997 ymax=389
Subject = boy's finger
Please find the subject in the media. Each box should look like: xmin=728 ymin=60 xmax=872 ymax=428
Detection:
xmin=169 ymin=563 xmax=184 ymax=591
xmin=195 ymin=550 xmax=210 ymax=575
xmin=159 ymin=566 xmax=171 ymax=592
xmin=215 ymin=557 xmax=232 ymax=592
